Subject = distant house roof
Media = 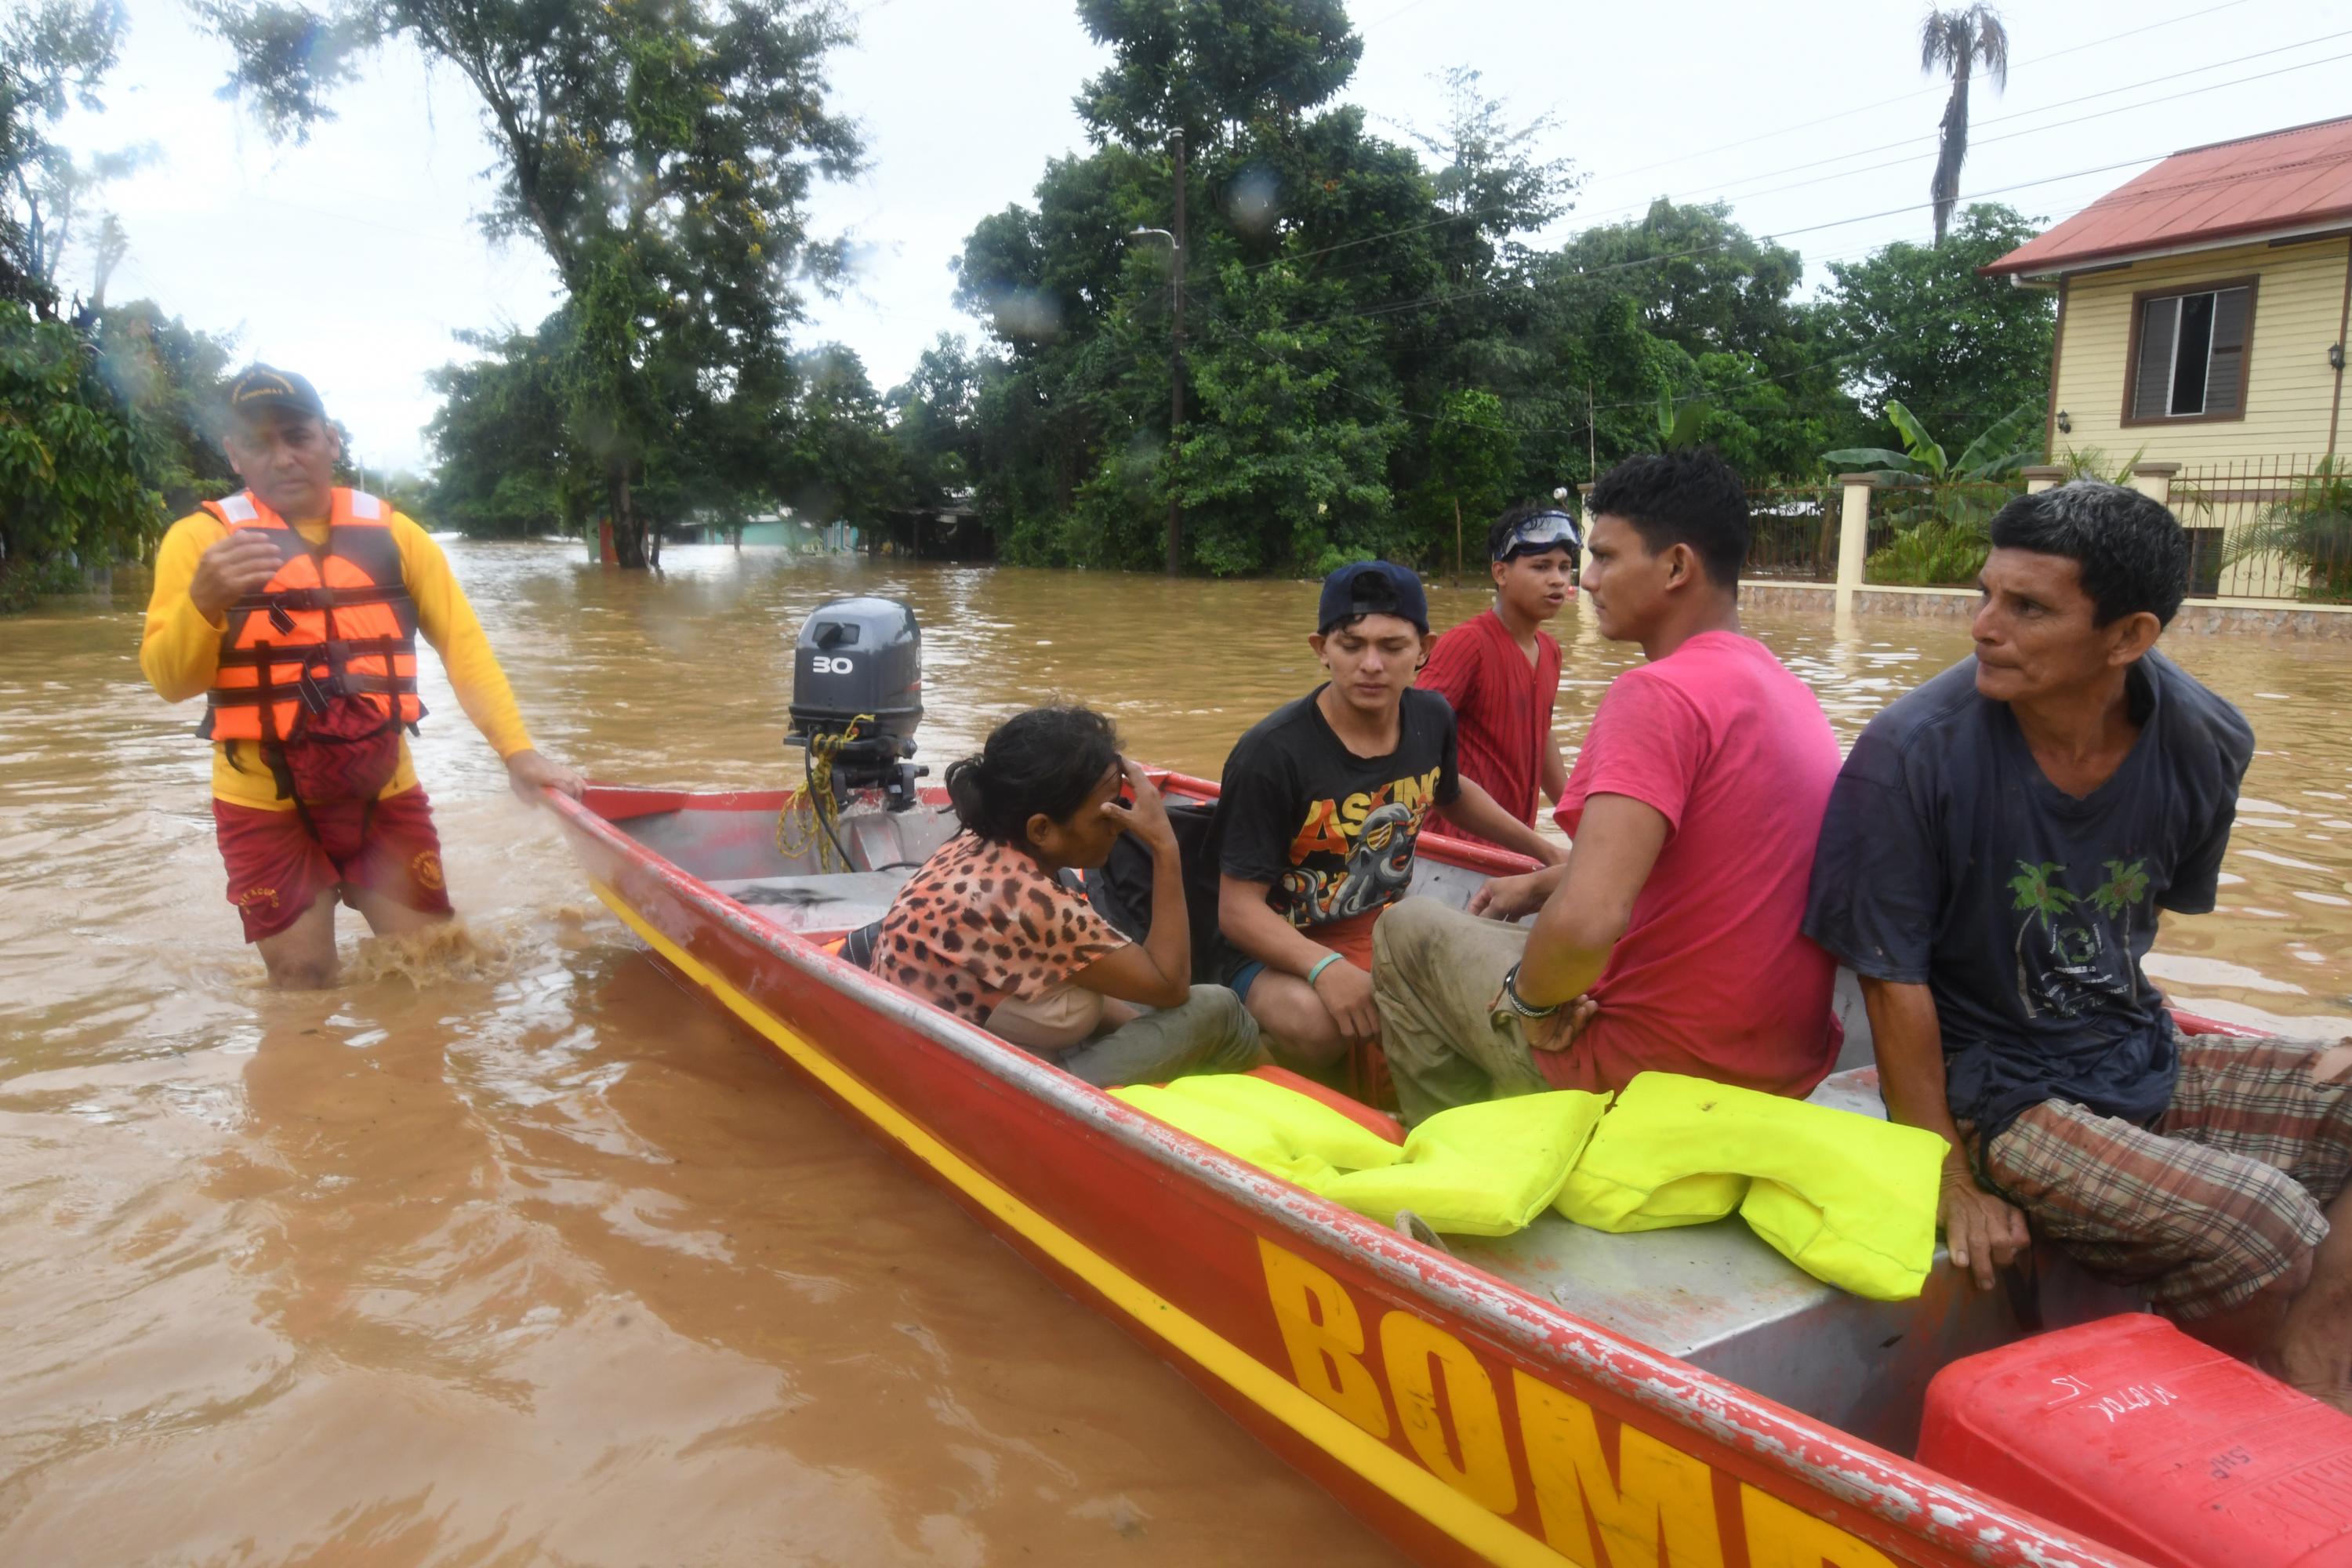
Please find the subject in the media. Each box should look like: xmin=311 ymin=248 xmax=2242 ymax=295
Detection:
xmin=1984 ymin=114 xmax=2352 ymax=278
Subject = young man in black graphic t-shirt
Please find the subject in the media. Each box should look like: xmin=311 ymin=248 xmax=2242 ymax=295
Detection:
xmin=1214 ymin=562 xmax=1563 ymax=1072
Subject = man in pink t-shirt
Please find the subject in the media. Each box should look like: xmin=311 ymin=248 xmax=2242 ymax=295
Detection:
xmin=1372 ymin=449 xmax=1844 ymax=1124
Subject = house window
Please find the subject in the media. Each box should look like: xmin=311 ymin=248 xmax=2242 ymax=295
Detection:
xmin=2128 ymin=281 xmax=2252 ymax=422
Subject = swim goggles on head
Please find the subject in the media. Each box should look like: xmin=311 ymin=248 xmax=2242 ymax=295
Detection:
xmin=1494 ymin=510 xmax=1582 ymax=562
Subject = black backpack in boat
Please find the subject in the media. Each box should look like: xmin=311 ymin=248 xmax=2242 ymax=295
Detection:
xmin=1082 ymin=797 xmax=1228 ymax=984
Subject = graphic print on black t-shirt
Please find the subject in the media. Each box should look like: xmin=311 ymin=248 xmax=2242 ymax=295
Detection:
xmin=2005 ymin=855 xmax=2152 ymax=1020
xmin=1217 ymin=688 xmax=1462 ymax=931
xmin=1802 ymin=651 xmax=2255 ymax=1142
xmin=1275 ymin=767 xmax=1447 ymax=922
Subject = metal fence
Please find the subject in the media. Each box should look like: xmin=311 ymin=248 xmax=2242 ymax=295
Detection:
xmin=2172 ymin=456 xmax=2347 ymax=603
xmin=1859 ymin=480 xmax=2024 ymax=588
xmin=1743 ymin=485 xmax=1839 ymax=582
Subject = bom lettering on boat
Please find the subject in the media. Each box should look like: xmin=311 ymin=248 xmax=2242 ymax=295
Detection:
xmin=1254 ymin=1237 xmax=1902 ymax=1567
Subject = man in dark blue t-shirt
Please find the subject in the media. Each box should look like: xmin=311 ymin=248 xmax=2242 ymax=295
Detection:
xmin=1806 ymin=481 xmax=2352 ymax=1411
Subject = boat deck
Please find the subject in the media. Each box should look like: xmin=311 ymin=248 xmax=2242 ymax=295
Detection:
xmin=617 ymin=799 xmax=2133 ymax=1458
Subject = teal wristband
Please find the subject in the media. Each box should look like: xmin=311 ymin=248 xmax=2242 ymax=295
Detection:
xmin=1305 ymin=953 xmax=1344 ymax=987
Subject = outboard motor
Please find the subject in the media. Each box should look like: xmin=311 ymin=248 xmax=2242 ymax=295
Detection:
xmin=786 ymin=596 xmax=925 ymax=809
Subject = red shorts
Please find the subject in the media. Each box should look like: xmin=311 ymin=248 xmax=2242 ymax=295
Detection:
xmin=213 ymin=787 xmax=452 ymax=942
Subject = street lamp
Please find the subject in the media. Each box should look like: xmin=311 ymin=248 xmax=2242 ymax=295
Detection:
xmin=1126 ymin=215 xmax=1187 ymax=576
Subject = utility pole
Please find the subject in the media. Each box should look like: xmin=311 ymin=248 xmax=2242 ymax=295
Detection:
xmin=1166 ymin=130 xmax=1187 ymax=578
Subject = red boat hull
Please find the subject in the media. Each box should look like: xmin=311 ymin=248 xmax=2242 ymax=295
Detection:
xmin=550 ymin=783 xmax=2149 ymax=1568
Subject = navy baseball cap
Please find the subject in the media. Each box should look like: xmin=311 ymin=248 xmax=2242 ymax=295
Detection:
xmin=224 ymin=365 xmax=327 ymax=425
xmin=1317 ymin=561 xmax=1429 ymax=635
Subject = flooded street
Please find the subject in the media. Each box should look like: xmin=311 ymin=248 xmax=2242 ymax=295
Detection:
xmin=4 ymin=541 xmax=2350 ymax=1564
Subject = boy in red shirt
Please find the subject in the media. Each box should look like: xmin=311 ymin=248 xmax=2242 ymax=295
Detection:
xmin=1417 ymin=504 xmax=1577 ymax=846
xmin=1371 ymin=450 xmax=1843 ymax=1123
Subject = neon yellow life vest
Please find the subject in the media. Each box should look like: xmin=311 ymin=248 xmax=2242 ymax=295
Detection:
xmin=1114 ymin=1077 xmax=1611 ymax=1238
xmin=1555 ymin=1072 xmax=1946 ymax=1301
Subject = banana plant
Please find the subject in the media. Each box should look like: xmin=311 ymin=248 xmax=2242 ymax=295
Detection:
xmin=1654 ymin=383 xmax=1708 ymax=449
xmin=1823 ymin=401 xmax=2041 ymax=585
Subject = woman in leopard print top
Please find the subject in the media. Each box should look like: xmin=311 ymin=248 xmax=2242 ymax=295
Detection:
xmin=872 ymin=706 xmax=1261 ymax=1087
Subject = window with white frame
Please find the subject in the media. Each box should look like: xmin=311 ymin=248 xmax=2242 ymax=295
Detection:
xmin=2129 ymin=282 xmax=2252 ymax=421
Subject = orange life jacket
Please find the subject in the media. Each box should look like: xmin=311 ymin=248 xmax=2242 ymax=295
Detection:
xmin=197 ymin=488 xmax=426 ymax=745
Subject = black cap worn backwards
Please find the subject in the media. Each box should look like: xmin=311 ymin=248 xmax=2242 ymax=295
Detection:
xmin=224 ymin=364 xmax=326 ymax=425
xmin=1316 ymin=560 xmax=1429 ymax=635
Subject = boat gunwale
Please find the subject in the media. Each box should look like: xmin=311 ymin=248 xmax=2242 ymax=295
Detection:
xmin=546 ymin=779 xmax=2141 ymax=1568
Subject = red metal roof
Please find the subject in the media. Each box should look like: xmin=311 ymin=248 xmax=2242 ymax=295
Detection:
xmin=1984 ymin=114 xmax=2352 ymax=276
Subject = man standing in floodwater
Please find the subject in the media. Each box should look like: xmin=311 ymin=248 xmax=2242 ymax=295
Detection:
xmin=140 ymin=365 xmax=582 ymax=988
xmin=1805 ymin=481 xmax=2352 ymax=1412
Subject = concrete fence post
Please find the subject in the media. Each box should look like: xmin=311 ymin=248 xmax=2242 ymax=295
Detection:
xmin=1577 ymin=483 xmax=1596 ymax=583
xmin=2132 ymin=462 xmax=2180 ymax=510
xmin=2021 ymin=464 xmax=2066 ymax=495
xmin=1835 ymin=474 xmax=1875 ymax=593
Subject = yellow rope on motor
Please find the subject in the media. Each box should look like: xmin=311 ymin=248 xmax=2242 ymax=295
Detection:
xmin=775 ymin=713 xmax=874 ymax=873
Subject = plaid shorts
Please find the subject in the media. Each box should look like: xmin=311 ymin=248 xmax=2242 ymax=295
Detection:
xmin=1977 ymin=1031 xmax=2352 ymax=1319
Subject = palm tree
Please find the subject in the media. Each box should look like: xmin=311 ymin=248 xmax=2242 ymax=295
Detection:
xmin=1920 ymin=5 xmax=2010 ymax=246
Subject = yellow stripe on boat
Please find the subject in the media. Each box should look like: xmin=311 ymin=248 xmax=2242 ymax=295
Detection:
xmin=593 ymin=880 xmax=1570 ymax=1568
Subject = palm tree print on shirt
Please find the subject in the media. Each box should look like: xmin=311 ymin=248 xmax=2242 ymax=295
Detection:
xmin=2089 ymin=858 xmax=2152 ymax=1002
xmin=2009 ymin=860 xmax=2078 ymax=1017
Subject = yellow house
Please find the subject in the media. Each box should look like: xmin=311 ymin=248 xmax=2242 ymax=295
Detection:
xmin=1985 ymin=114 xmax=2350 ymax=471
xmin=1986 ymin=116 xmax=2351 ymax=597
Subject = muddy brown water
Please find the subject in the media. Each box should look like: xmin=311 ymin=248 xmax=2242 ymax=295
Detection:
xmin=4 ymin=542 xmax=2350 ymax=1564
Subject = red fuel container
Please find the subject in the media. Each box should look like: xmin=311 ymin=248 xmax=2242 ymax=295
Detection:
xmin=1919 ymin=1315 xmax=2352 ymax=1567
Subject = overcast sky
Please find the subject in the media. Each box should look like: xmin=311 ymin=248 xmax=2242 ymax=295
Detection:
xmin=53 ymin=0 xmax=2345 ymax=474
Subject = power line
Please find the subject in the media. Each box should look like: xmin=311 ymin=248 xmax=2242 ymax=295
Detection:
xmin=1573 ymin=38 xmax=2352 ymax=230
xmin=1203 ymin=31 xmax=2344 ymax=312
xmin=1189 ymin=145 xmax=2352 ymax=343
xmin=1574 ymin=30 xmax=2352 ymax=228
xmin=1581 ymin=0 xmax=2260 ymax=190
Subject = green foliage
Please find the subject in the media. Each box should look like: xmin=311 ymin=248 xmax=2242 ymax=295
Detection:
xmin=1653 ymin=385 xmax=1706 ymax=449
xmin=2222 ymin=457 xmax=2352 ymax=602
xmin=3 ymin=0 xmax=143 ymax=318
xmin=0 ymin=310 xmax=165 ymax=606
xmin=782 ymin=344 xmax=907 ymax=529
xmin=426 ymin=318 xmax=588 ymax=539
xmin=949 ymin=6 xmax=1883 ymax=575
xmin=202 ymin=0 xmax=863 ymax=567
xmin=1818 ymin=205 xmax=2053 ymax=441
xmin=1826 ymin=399 xmax=2035 ymax=586
xmin=1171 ymin=261 xmax=1404 ymax=575
xmin=93 ymin=300 xmax=239 ymax=512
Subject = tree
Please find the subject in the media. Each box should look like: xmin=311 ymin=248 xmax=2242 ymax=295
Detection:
xmin=1817 ymin=203 xmax=2053 ymax=441
xmin=1073 ymin=0 xmax=1359 ymax=154
xmin=426 ymin=317 xmax=586 ymax=539
xmin=1919 ymin=5 xmax=2009 ymax=247
xmin=2 ymin=1 xmax=154 ymax=320
xmin=0 ymin=310 xmax=165 ymax=606
xmin=201 ymin=0 xmax=863 ymax=568
xmin=94 ymin=300 xmax=241 ymax=514
xmin=1170 ymin=260 xmax=1403 ymax=576
xmin=782 ymin=343 xmax=906 ymax=530
xmin=1414 ymin=387 xmax=1518 ymax=572
xmin=887 ymin=333 xmax=985 ymax=509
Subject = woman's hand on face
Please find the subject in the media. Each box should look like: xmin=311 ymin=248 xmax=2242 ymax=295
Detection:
xmin=1101 ymin=759 xmax=1178 ymax=855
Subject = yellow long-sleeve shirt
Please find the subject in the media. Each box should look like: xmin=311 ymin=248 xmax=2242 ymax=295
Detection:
xmin=141 ymin=508 xmax=534 ymax=810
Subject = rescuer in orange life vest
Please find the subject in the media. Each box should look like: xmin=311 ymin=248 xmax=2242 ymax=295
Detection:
xmin=140 ymin=365 xmax=583 ymax=988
